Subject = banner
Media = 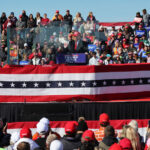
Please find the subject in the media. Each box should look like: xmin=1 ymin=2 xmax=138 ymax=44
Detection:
xmin=56 ymin=53 xmax=86 ymax=64
xmin=0 ymin=64 xmax=150 ymax=102
xmin=88 ymin=44 xmax=97 ymax=52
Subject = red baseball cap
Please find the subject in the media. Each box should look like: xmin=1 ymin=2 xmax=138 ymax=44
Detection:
xmin=20 ymin=127 xmax=32 ymax=138
xmin=82 ymin=130 xmax=95 ymax=141
xmin=111 ymin=34 xmax=115 ymax=37
xmin=109 ymin=143 xmax=123 ymax=150
xmin=139 ymin=25 xmax=142 ymax=28
xmin=74 ymin=31 xmax=80 ymax=37
xmin=125 ymin=26 xmax=129 ymax=29
xmin=19 ymin=15 xmax=22 ymax=18
xmin=118 ymin=32 xmax=122 ymax=36
xmin=135 ymin=38 xmax=139 ymax=41
xmin=123 ymin=38 xmax=126 ymax=41
xmin=65 ymin=122 xmax=77 ymax=134
xmin=56 ymin=10 xmax=59 ymax=13
xmin=120 ymin=138 xmax=132 ymax=150
xmin=99 ymin=113 xmax=109 ymax=124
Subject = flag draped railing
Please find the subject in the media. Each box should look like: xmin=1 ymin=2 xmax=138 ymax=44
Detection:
xmin=0 ymin=63 xmax=150 ymax=103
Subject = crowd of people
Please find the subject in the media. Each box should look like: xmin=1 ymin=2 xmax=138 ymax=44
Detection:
xmin=0 ymin=113 xmax=150 ymax=150
xmin=0 ymin=9 xmax=150 ymax=66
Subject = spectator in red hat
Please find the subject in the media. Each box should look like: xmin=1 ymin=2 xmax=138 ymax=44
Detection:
xmin=52 ymin=10 xmax=63 ymax=21
xmin=133 ymin=12 xmax=143 ymax=30
xmin=109 ymin=143 xmax=123 ymax=150
xmin=16 ymin=15 xmax=25 ymax=30
xmin=79 ymin=130 xmax=98 ymax=150
xmin=119 ymin=138 xmax=133 ymax=150
xmin=99 ymin=125 xmax=118 ymax=150
xmin=14 ymin=127 xmax=39 ymax=150
xmin=60 ymin=122 xmax=81 ymax=150
xmin=94 ymin=113 xmax=110 ymax=142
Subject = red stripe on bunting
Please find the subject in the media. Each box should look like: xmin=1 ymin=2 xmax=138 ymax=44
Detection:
xmin=7 ymin=119 xmax=149 ymax=130
xmin=1 ymin=63 xmax=150 ymax=74
xmin=0 ymin=92 xmax=150 ymax=103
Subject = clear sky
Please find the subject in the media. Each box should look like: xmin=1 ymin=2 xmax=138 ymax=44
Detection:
xmin=1 ymin=0 xmax=150 ymax=22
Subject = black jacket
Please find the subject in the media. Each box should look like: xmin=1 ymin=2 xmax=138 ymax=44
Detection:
xmin=0 ymin=132 xmax=11 ymax=147
xmin=60 ymin=136 xmax=81 ymax=150
xmin=64 ymin=14 xmax=73 ymax=26
xmin=99 ymin=136 xmax=118 ymax=150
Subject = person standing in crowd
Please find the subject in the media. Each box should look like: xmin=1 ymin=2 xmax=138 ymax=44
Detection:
xmin=99 ymin=125 xmax=118 ymax=150
xmin=79 ymin=130 xmax=98 ymax=150
xmin=14 ymin=127 xmax=39 ymax=150
xmin=35 ymin=12 xmax=42 ymax=26
xmin=94 ymin=113 xmax=110 ymax=142
xmin=124 ymin=51 xmax=136 ymax=64
xmin=86 ymin=12 xmax=96 ymax=23
xmin=73 ymin=12 xmax=84 ymax=30
xmin=50 ymin=140 xmax=63 ymax=150
xmin=41 ymin=13 xmax=50 ymax=26
xmin=0 ymin=118 xmax=11 ymax=148
xmin=60 ymin=122 xmax=81 ymax=150
xmin=64 ymin=10 xmax=73 ymax=32
xmin=0 ymin=12 xmax=7 ymax=31
xmin=10 ymin=12 xmax=17 ymax=28
xmin=21 ymin=10 xmax=28 ymax=28
xmin=27 ymin=14 xmax=36 ymax=28
xmin=142 ymin=9 xmax=150 ymax=27
xmin=35 ymin=121 xmax=49 ymax=149
xmin=52 ymin=10 xmax=63 ymax=21
xmin=76 ymin=117 xmax=88 ymax=140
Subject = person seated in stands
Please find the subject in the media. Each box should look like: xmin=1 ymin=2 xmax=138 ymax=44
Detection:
xmin=45 ymin=47 xmax=56 ymax=64
xmin=60 ymin=122 xmax=81 ymax=150
xmin=103 ymin=54 xmax=113 ymax=65
xmin=14 ymin=127 xmax=39 ymax=150
xmin=89 ymin=52 xmax=99 ymax=65
xmin=94 ymin=113 xmax=110 ymax=142
xmin=19 ymin=54 xmax=30 ymax=65
xmin=135 ymin=24 xmax=146 ymax=38
xmin=99 ymin=126 xmax=118 ymax=150
xmin=124 ymin=51 xmax=136 ymax=64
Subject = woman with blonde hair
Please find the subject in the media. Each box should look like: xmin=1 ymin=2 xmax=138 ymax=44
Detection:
xmin=126 ymin=127 xmax=141 ymax=150
xmin=73 ymin=12 xmax=84 ymax=29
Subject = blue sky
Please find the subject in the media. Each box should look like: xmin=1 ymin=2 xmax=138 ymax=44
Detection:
xmin=1 ymin=0 xmax=150 ymax=22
